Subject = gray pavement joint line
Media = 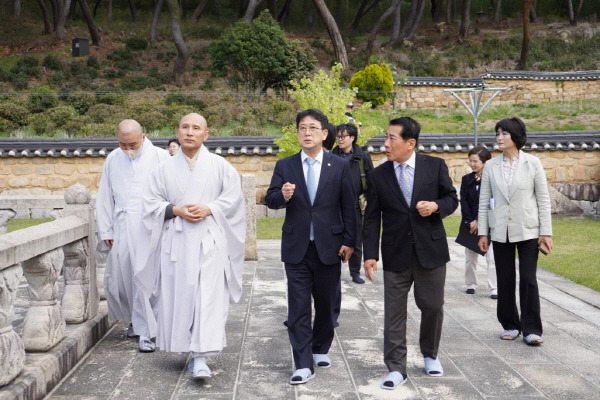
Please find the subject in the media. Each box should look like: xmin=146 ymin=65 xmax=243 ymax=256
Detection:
xmin=333 ymin=329 xmax=361 ymax=400
xmin=232 ymin=262 xmax=259 ymax=400
xmin=169 ymin=354 xmax=193 ymax=400
xmin=538 ymin=285 xmax=600 ymax=326
xmin=443 ymin=306 xmax=548 ymax=399
xmin=42 ymin=322 xmax=120 ymax=400
xmin=107 ymin=329 xmax=151 ymax=400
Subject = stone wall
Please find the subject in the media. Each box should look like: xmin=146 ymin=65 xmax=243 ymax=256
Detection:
xmin=395 ymin=79 xmax=600 ymax=109
xmin=1 ymin=150 xmax=597 ymax=193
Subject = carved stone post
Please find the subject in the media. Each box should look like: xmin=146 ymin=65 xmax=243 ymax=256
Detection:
xmin=21 ymin=249 xmax=66 ymax=351
xmin=0 ymin=209 xmax=16 ymax=234
xmin=242 ymin=174 xmax=257 ymax=261
xmin=62 ymin=239 xmax=90 ymax=324
xmin=95 ymin=243 xmax=107 ymax=300
xmin=0 ymin=264 xmax=25 ymax=386
xmin=61 ymin=184 xmax=98 ymax=323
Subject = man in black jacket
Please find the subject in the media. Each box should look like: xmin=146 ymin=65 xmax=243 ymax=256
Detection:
xmin=332 ymin=123 xmax=373 ymax=284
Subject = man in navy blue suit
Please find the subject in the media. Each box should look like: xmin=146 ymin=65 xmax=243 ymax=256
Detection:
xmin=266 ymin=109 xmax=357 ymax=385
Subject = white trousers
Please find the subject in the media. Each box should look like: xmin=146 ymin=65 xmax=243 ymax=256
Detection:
xmin=464 ymin=244 xmax=497 ymax=294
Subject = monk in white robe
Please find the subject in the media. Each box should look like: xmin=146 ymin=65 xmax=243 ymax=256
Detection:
xmin=135 ymin=113 xmax=245 ymax=379
xmin=96 ymin=119 xmax=169 ymax=352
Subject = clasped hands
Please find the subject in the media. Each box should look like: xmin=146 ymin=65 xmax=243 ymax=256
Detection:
xmin=173 ymin=203 xmax=212 ymax=223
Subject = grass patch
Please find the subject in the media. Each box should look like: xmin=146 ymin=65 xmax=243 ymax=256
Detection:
xmin=537 ymin=217 xmax=600 ymax=292
xmin=257 ymin=216 xmax=600 ymax=292
xmin=7 ymin=218 xmax=52 ymax=233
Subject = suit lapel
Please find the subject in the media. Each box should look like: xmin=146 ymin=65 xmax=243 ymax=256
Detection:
xmin=411 ymin=154 xmax=428 ymax=208
xmin=383 ymin=161 xmax=409 ymax=209
xmin=509 ymin=150 xmax=527 ymax=200
xmin=313 ymin=152 xmax=332 ymax=206
xmin=492 ymin=156 xmax=509 ymax=201
xmin=291 ymin=153 xmax=311 ymax=205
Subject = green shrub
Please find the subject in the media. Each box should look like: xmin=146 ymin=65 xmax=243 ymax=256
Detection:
xmin=103 ymin=68 xmax=119 ymax=79
xmin=136 ymin=107 xmax=169 ymax=131
xmin=120 ymin=76 xmax=159 ymax=91
xmin=107 ymin=48 xmax=136 ymax=72
xmin=231 ymin=125 xmax=266 ymax=136
xmin=87 ymin=55 xmax=100 ymax=69
xmin=349 ymin=63 xmax=394 ymax=107
xmin=29 ymin=112 xmax=58 ymax=136
xmin=17 ymin=55 xmax=39 ymax=69
xmin=28 ymin=86 xmax=59 ymax=113
xmin=42 ymin=54 xmax=63 ymax=70
xmin=0 ymin=102 xmax=29 ymax=130
xmin=164 ymin=93 xmax=206 ymax=110
xmin=70 ymin=61 xmax=86 ymax=76
xmin=87 ymin=103 xmax=126 ymax=124
xmin=125 ymin=37 xmax=149 ymax=51
xmin=167 ymin=104 xmax=198 ymax=128
xmin=206 ymin=104 xmax=234 ymax=128
xmin=96 ymin=91 xmax=126 ymax=106
xmin=64 ymin=91 xmax=97 ymax=114
xmin=46 ymin=71 xmax=68 ymax=86
xmin=10 ymin=74 xmax=29 ymax=90
xmin=77 ymin=122 xmax=114 ymax=137
xmin=46 ymin=106 xmax=78 ymax=129
xmin=63 ymin=115 xmax=92 ymax=137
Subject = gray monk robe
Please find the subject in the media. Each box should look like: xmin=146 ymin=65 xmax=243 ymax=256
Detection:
xmin=135 ymin=145 xmax=245 ymax=354
xmin=96 ymin=138 xmax=169 ymax=338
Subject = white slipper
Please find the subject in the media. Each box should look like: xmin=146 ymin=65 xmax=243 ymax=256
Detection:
xmin=424 ymin=357 xmax=444 ymax=376
xmin=313 ymin=354 xmax=331 ymax=368
xmin=380 ymin=371 xmax=407 ymax=390
xmin=138 ymin=337 xmax=155 ymax=353
xmin=192 ymin=357 xmax=212 ymax=379
xmin=289 ymin=368 xmax=314 ymax=385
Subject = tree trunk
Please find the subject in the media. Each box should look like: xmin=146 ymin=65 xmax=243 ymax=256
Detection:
xmin=573 ymin=0 xmax=584 ymax=25
xmin=267 ymin=0 xmax=276 ymax=16
xmin=93 ymin=0 xmax=101 ymax=16
xmin=166 ymin=0 xmax=189 ymax=84
xmin=431 ymin=0 xmax=442 ymax=22
xmin=36 ymin=0 xmax=52 ymax=33
xmin=567 ymin=0 xmax=574 ymax=24
xmin=445 ymin=0 xmax=452 ymax=23
xmin=243 ymin=0 xmax=263 ymax=22
xmin=366 ymin=0 xmax=401 ymax=54
xmin=107 ymin=0 xmax=112 ymax=20
xmin=55 ymin=0 xmax=66 ymax=39
xmin=390 ymin=2 xmax=402 ymax=43
xmin=404 ymin=0 xmax=425 ymax=39
xmin=516 ymin=0 xmax=534 ymax=70
xmin=14 ymin=0 xmax=21 ymax=18
xmin=459 ymin=0 xmax=471 ymax=39
xmin=150 ymin=0 xmax=164 ymax=46
xmin=277 ymin=0 xmax=293 ymax=21
xmin=69 ymin=0 xmax=77 ymax=20
xmin=78 ymin=0 xmax=101 ymax=46
xmin=494 ymin=0 xmax=501 ymax=22
xmin=48 ymin=0 xmax=59 ymax=31
xmin=128 ymin=0 xmax=137 ymax=21
xmin=350 ymin=0 xmax=379 ymax=30
xmin=192 ymin=0 xmax=209 ymax=22
xmin=312 ymin=0 xmax=348 ymax=67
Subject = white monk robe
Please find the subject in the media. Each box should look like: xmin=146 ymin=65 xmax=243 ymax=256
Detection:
xmin=136 ymin=145 xmax=245 ymax=354
xmin=96 ymin=138 xmax=169 ymax=338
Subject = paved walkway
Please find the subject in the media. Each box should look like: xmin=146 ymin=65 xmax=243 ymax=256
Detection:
xmin=47 ymin=240 xmax=600 ymax=400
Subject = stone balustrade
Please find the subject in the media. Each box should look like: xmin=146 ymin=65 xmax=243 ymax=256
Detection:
xmin=0 ymin=184 xmax=99 ymax=391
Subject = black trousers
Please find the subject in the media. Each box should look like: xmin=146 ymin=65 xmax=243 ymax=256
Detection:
xmin=383 ymin=249 xmax=446 ymax=375
xmin=332 ymin=212 xmax=362 ymax=322
xmin=285 ymin=242 xmax=340 ymax=370
xmin=492 ymin=238 xmax=542 ymax=336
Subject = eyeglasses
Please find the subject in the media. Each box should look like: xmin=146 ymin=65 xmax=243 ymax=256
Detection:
xmin=336 ymin=135 xmax=349 ymax=140
xmin=298 ymin=126 xmax=322 ymax=134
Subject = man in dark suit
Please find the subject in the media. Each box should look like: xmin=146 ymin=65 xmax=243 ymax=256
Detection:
xmin=266 ymin=108 xmax=357 ymax=385
xmin=363 ymin=117 xmax=458 ymax=390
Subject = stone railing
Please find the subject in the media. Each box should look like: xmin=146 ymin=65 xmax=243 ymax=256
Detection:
xmin=0 ymin=184 xmax=100 ymax=395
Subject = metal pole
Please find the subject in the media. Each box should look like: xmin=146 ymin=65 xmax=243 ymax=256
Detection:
xmin=474 ymin=117 xmax=478 ymax=146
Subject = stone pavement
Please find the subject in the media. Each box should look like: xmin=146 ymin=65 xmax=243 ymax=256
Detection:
xmin=46 ymin=239 xmax=600 ymax=400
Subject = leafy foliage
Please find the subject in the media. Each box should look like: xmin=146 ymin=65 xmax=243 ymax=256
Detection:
xmin=349 ymin=63 xmax=394 ymax=107
xmin=42 ymin=55 xmax=63 ymax=70
xmin=125 ymin=37 xmax=149 ymax=51
xmin=0 ymin=101 xmax=29 ymax=131
xmin=28 ymin=86 xmax=58 ymax=113
xmin=275 ymin=63 xmax=374 ymax=158
xmin=209 ymin=10 xmax=314 ymax=94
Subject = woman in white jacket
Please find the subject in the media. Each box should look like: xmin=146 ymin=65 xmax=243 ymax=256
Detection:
xmin=478 ymin=117 xmax=553 ymax=346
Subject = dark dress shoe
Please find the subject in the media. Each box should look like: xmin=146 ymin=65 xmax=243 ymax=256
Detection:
xmin=490 ymin=294 xmax=498 ymax=299
xmin=283 ymin=320 xmax=288 ymax=327
xmin=466 ymin=289 xmax=475 ymax=294
xmin=352 ymin=275 xmax=365 ymax=284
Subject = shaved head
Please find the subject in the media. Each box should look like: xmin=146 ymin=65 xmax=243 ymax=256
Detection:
xmin=117 ymin=119 xmax=145 ymax=152
xmin=117 ymin=119 xmax=143 ymax=138
xmin=178 ymin=113 xmax=210 ymax=158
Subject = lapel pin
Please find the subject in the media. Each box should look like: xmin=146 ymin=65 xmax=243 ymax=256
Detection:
xmin=327 ymin=163 xmax=331 ymax=166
